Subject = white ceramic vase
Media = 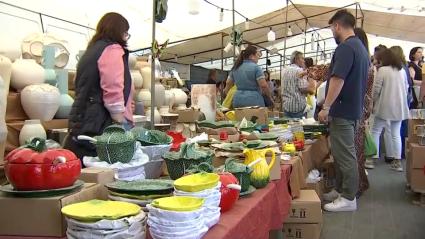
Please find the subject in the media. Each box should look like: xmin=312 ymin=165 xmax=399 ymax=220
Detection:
xmin=0 ymin=76 xmax=7 ymax=143
xmin=11 ymin=59 xmax=45 ymax=91
xmin=21 ymin=83 xmax=60 ymax=121
xmin=170 ymin=88 xmax=188 ymax=107
xmin=136 ymin=89 xmax=151 ymax=107
xmin=164 ymin=90 xmax=172 ymax=106
xmin=176 ymin=104 xmax=187 ymax=110
xmin=129 ymin=55 xmax=137 ymax=69
xmin=131 ymin=70 xmax=144 ymax=89
xmin=145 ymin=107 xmax=162 ymax=124
xmin=154 ymin=82 xmax=165 ymax=108
xmin=140 ymin=66 xmax=152 ymax=90
xmin=19 ymin=119 xmax=46 ymax=146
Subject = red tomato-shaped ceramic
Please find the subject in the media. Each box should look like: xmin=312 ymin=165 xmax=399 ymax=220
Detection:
xmin=5 ymin=138 xmax=82 ymax=190
xmin=218 ymin=172 xmax=241 ymax=212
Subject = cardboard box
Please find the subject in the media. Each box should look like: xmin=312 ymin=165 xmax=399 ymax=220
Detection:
xmin=0 ymin=164 xmax=6 ymax=186
xmin=306 ymin=180 xmax=324 ymax=200
xmin=6 ymin=120 xmax=68 ymax=154
xmin=176 ymin=109 xmax=202 ymax=123
xmin=286 ymin=190 xmax=322 ymax=223
xmin=0 ymin=141 xmax=4 ymax=163
xmin=321 ymin=157 xmax=336 ymax=193
xmin=267 ymin=155 xmax=281 ymax=181
xmin=310 ymin=136 xmax=330 ymax=168
xmin=5 ymin=92 xmax=28 ymax=123
xmin=0 ymin=183 xmax=102 ymax=237
xmin=407 ymin=143 xmax=425 ymax=192
xmin=299 ymin=145 xmax=314 ymax=177
xmin=79 ymin=168 xmax=115 ymax=200
xmin=283 ymin=223 xmax=321 ymax=239
xmin=281 ymin=156 xmax=306 ymax=199
xmin=235 ymin=107 xmax=268 ymax=125
xmin=408 ymin=119 xmax=425 ymax=144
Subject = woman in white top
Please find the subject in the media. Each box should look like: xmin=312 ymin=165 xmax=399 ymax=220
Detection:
xmin=371 ymin=49 xmax=409 ymax=171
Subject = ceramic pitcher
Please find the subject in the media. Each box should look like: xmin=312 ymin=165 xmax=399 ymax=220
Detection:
xmin=243 ymin=148 xmax=276 ymax=189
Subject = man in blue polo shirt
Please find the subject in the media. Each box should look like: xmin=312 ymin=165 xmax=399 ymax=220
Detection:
xmin=318 ymin=9 xmax=369 ymax=212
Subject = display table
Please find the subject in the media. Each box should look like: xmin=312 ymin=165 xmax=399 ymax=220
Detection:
xmin=146 ymin=164 xmax=292 ymax=239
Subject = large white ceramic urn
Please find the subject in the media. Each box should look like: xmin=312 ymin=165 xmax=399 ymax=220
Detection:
xmin=21 ymin=83 xmax=60 ymax=121
xmin=11 ymin=59 xmax=44 ymax=91
xmin=170 ymin=88 xmax=188 ymax=107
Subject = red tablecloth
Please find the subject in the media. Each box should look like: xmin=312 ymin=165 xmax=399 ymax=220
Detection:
xmin=147 ymin=164 xmax=292 ymax=239
xmin=1 ymin=166 xmax=292 ymax=239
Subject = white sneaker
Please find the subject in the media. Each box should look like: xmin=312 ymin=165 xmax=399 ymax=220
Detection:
xmin=323 ymin=189 xmax=340 ymax=202
xmin=391 ymin=159 xmax=403 ymax=172
xmin=324 ymin=196 xmax=357 ymax=212
xmin=365 ymin=158 xmax=375 ymax=169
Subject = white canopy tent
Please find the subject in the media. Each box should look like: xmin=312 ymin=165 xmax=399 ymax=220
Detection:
xmin=0 ymin=0 xmax=424 ymax=71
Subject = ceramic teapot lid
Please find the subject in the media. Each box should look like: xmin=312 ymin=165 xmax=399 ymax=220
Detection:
xmin=96 ymin=125 xmax=134 ymax=144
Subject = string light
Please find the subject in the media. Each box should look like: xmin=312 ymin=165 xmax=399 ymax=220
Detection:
xmin=188 ymin=0 xmax=200 ymax=15
xmin=245 ymin=18 xmax=250 ymax=30
xmin=311 ymin=33 xmax=315 ymax=51
xmin=287 ymin=26 xmax=293 ymax=36
xmin=267 ymin=27 xmax=276 ymax=42
xmin=219 ymin=8 xmax=224 ymax=22
xmin=400 ymin=6 xmax=406 ymax=12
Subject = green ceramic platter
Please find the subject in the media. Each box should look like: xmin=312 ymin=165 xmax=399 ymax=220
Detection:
xmin=0 ymin=180 xmax=84 ymax=198
xmin=239 ymin=185 xmax=256 ymax=197
xmin=106 ymin=179 xmax=174 ymax=195
xmin=256 ymin=132 xmax=278 ymax=141
xmin=197 ymin=120 xmax=235 ymax=129
xmin=217 ymin=140 xmax=268 ymax=152
xmin=131 ymin=127 xmax=172 ymax=146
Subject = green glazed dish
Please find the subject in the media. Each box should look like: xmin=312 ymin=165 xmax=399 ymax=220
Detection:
xmin=131 ymin=127 xmax=173 ymax=146
xmin=196 ymin=120 xmax=235 ymax=129
xmin=106 ymin=179 xmax=174 ymax=195
xmin=224 ymin=158 xmax=252 ymax=192
xmin=0 ymin=180 xmax=84 ymax=198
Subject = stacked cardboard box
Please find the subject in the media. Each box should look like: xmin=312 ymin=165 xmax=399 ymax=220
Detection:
xmin=79 ymin=168 xmax=115 ymax=199
xmin=406 ymin=143 xmax=425 ymax=192
xmin=281 ymin=156 xmax=306 ymax=199
xmin=283 ymin=190 xmax=322 ymax=239
xmin=0 ymin=183 xmax=103 ymax=237
xmin=408 ymin=119 xmax=425 ymax=144
xmin=235 ymin=107 xmax=268 ymax=125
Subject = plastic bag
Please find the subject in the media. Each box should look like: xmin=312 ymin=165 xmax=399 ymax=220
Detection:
xmin=364 ymin=130 xmax=377 ymax=157
xmin=222 ymin=85 xmax=237 ymax=109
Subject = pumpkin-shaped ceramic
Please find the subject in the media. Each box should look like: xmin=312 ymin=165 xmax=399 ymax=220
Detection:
xmin=21 ymin=83 xmax=60 ymax=121
xmin=170 ymin=88 xmax=188 ymax=106
xmin=11 ymin=59 xmax=45 ymax=91
xmin=136 ymin=89 xmax=151 ymax=107
xmin=146 ymin=107 xmax=161 ymax=124
xmin=140 ymin=66 xmax=151 ymax=90
xmin=131 ymin=70 xmax=143 ymax=89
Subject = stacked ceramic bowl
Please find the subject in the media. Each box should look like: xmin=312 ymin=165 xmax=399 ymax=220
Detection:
xmin=147 ymin=196 xmax=208 ymax=239
xmin=173 ymin=173 xmax=221 ymax=229
xmin=106 ymin=179 xmax=174 ymax=212
xmin=61 ymin=200 xmax=146 ymax=239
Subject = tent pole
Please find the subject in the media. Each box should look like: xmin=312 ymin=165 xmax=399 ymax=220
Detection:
xmin=150 ymin=0 xmax=156 ymax=129
xmin=232 ymin=0 xmax=236 ymax=61
xmin=266 ymin=51 xmax=269 ymax=71
xmin=39 ymin=13 xmax=45 ymax=33
xmin=279 ymin=56 xmax=282 ymax=81
xmin=303 ymin=19 xmax=307 ymax=56
xmin=221 ymin=33 xmax=224 ymax=104
xmin=355 ymin=3 xmax=358 ymax=27
xmin=283 ymin=0 xmax=289 ymax=67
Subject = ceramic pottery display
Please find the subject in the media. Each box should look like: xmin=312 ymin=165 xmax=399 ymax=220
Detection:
xmin=131 ymin=127 xmax=172 ymax=146
xmin=243 ymin=148 xmax=276 ymax=189
xmin=11 ymin=59 xmax=45 ymax=91
xmin=77 ymin=125 xmax=135 ymax=164
xmin=191 ymin=84 xmax=216 ymax=121
xmin=129 ymin=55 xmax=137 ymax=69
xmin=19 ymin=119 xmax=46 ymax=146
xmin=55 ymin=69 xmax=74 ymax=119
xmin=0 ymin=77 xmax=7 ymax=145
xmin=131 ymin=70 xmax=143 ymax=89
xmin=4 ymin=138 xmax=82 ymax=190
xmin=106 ymin=179 xmax=174 ymax=195
xmin=0 ymin=55 xmax=12 ymax=98
xmin=136 ymin=89 xmax=151 ymax=107
xmin=155 ymin=82 xmax=165 ymax=108
xmin=140 ymin=65 xmax=151 ymax=90
xmin=42 ymin=45 xmax=57 ymax=85
xmin=159 ymin=106 xmax=170 ymax=115
xmin=218 ymin=172 xmax=241 ymax=212
xmin=176 ymin=104 xmax=187 ymax=110
xmin=21 ymin=83 xmax=60 ymax=121
xmin=145 ymin=107 xmax=162 ymax=124
xmin=21 ymin=33 xmax=70 ymax=68
xmin=170 ymin=88 xmax=188 ymax=107
xmin=0 ymin=180 xmax=84 ymax=197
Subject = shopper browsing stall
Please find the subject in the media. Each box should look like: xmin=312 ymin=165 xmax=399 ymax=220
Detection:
xmin=371 ymin=49 xmax=409 ymax=172
xmin=319 ymin=10 xmax=369 ymax=212
xmin=281 ymin=51 xmax=316 ymax=118
xmin=408 ymin=47 xmax=423 ymax=108
xmin=223 ymin=45 xmax=272 ymax=108
xmin=64 ymin=12 xmax=134 ymax=160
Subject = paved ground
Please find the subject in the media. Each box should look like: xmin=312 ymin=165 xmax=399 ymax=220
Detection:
xmin=320 ymin=160 xmax=425 ymax=239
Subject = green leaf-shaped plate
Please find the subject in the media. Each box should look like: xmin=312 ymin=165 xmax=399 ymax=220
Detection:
xmin=106 ymin=179 xmax=174 ymax=195
xmin=131 ymin=127 xmax=172 ymax=146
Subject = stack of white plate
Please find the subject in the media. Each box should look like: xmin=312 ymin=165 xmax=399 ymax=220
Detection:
xmin=173 ymin=182 xmax=221 ymax=228
xmin=147 ymin=204 xmax=208 ymax=239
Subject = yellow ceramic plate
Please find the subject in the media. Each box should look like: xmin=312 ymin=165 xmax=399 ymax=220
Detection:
xmin=61 ymin=200 xmax=141 ymax=222
xmin=151 ymin=196 xmax=204 ymax=211
xmin=173 ymin=173 xmax=219 ymax=192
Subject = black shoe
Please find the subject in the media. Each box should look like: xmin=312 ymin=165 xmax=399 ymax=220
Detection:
xmin=385 ymin=157 xmax=394 ymax=164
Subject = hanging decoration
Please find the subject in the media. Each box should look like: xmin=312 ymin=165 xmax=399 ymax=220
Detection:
xmin=188 ymin=0 xmax=200 ymax=15
xmin=287 ymin=26 xmax=293 ymax=36
xmin=267 ymin=27 xmax=276 ymax=42
xmin=152 ymin=39 xmax=169 ymax=59
xmin=155 ymin=0 xmax=168 ymax=23
xmin=223 ymin=29 xmax=243 ymax=54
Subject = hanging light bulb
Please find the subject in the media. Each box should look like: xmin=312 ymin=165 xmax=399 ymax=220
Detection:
xmin=219 ymin=8 xmax=224 ymax=22
xmin=211 ymin=58 xmax=214 ymax=64
xmin=301 ymin=30 xmax=306 ymax=40
xmin=310 ymin=33 xmax=315 ymax=51
xmin=267 ymin=27 xmax=276 ymax=42
xmin=224 ymin=58 xmax=228 ymax=66
xmin=287 ymin=26 xmax=293 ymax=36
xmin=240 ymin=44 xmax=246 ymax=51
xmin=400 ymin=6 xmax=406 ymax=12
xmin=188 ymin=0 xmax=200 ymax=15
xmin=224 ymin=41 xmax=233 ymax=53
xmin=245 ymin=18 xmax=250 ymax=30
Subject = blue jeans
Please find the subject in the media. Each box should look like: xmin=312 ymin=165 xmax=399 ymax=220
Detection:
xmin=284 ymin=110 xmax=305 ymax=119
